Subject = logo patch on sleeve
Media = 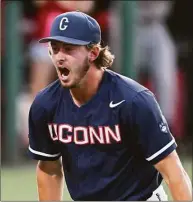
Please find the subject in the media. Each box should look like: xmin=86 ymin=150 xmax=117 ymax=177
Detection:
xmin=159 ymin=122 xmax=168 ymax=133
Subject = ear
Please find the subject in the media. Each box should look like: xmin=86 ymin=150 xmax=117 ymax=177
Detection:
xmin=48 ymin=43 xmax=52 ymax=56
xmin=48 ymin=45 xmax=52 ymax=58
xmin=88 ymin=46 xmax=100 ymax=63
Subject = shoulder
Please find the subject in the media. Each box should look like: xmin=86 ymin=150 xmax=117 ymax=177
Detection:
xmin=106 ymin=69 xmax=149 ymax=103
xmin=30 ymin=80 xmax=65 ymax=115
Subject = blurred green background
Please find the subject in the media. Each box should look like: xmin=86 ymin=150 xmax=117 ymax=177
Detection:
xmin=1 ymin=163 xmax=71 ymax=201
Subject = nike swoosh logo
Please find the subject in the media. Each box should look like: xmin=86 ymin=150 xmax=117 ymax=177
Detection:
xmin=109 ymin=100 xmax=125 ymax=108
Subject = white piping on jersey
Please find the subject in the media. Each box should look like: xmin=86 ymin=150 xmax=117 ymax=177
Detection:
xmin=146 ymin=138 xmax=176 ymax=161
xmin=29 ymin=146 xmax=61 ymax=157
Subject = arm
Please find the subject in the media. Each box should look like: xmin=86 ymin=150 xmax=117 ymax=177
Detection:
xmin=37 ymin=159 xmax=64 ymax=201
xmin=129 ymin=90 xmax=192 ymax=200
xmin=28 ymin=96 xmax=62 ymax=200
xmin=155 ymin=150 xmax=192 ymax=201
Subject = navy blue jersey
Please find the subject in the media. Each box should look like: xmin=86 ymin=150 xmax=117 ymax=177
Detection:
xmin=28 ymin=70 xmax=177 ymax=200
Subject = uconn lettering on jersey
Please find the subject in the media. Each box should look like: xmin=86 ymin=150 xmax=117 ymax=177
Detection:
xmin=48 ymin=124 xmax=121 ymax=145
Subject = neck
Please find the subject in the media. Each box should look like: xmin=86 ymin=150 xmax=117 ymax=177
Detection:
xmin=70 ymin=66 xmax=105 ymax=107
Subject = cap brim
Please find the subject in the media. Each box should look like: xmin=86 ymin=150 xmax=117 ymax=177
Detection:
xmin=39 ymin=36 xmax=90 ymax=45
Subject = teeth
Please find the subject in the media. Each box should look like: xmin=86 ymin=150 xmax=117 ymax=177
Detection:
xmin=61 ymin=74 xmax=67 ymax=79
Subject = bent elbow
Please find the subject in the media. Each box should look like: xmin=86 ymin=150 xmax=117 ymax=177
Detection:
xmin=37 ymin=160 xmax=63 ymax=176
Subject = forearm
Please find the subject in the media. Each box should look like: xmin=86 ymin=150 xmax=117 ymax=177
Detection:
xmin=155 ymin=151 xmax=192 ymax=201
xmin=166 ymin=170 xmax=192 ymax=201
xmin=37 ymin=164 xmax=64 ymax=201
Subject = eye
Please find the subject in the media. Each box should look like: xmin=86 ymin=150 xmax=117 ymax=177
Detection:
xmin=65 ymin=46 xmax=74 ymax=52
xmin=52 ymin=46 xmax=59 ymax=53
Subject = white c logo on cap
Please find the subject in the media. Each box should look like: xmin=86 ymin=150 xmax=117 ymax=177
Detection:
xmin=59 ymin=17 xmax=69 ymax=30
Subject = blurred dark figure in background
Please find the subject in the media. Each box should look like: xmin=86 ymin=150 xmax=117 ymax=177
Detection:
xmin=134 ymin=1 xmax=177 ymax=131
xmin=166 ymin=0 xmax=193 ymax=151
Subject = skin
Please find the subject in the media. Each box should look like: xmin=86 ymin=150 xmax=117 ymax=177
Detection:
xmin=37 ymin=40 xmax=192 ymax=201
xmin=48 ymin=40 xmax=104 ymax=106
xmin=155 ymin=150 xmax=192 ymax=201
xmin=37 ymin=159 xmax=64 ymax=201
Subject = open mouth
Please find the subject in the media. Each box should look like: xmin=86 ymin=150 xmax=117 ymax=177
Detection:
xmin=58 ymin=67 xmax=70 ymax=78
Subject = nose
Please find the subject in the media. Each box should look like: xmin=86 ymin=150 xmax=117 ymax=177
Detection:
xmin=56 ymin=48 xmax=66 ymax=62
xmin=57 ymin=59 xmax=65 ymax=66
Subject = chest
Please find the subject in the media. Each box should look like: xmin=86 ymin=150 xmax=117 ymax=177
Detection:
xmin=48 ymin=101 xmax=127 ymax=145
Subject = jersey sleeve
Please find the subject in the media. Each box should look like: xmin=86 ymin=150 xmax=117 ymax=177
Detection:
xmin=131 ymin=90 xmax=177 ymax=164
xmin=28 ymin=98 xmax=61 ymax=161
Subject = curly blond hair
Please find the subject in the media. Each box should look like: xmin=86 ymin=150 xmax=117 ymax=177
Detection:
xmin=87 ymin=43 xmax=115 ymax=69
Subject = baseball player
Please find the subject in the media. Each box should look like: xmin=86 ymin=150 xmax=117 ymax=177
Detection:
xmin=28 ymin=11 xmax=192 ymax=201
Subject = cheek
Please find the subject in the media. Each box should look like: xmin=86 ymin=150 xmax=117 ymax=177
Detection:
xmin=49 ymin=56 xmax=54 ymax=64
xmin=49 ymin=54 xmax=56 ymax=63
xmin=50 ymin=57 xmax=58 ymax=68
